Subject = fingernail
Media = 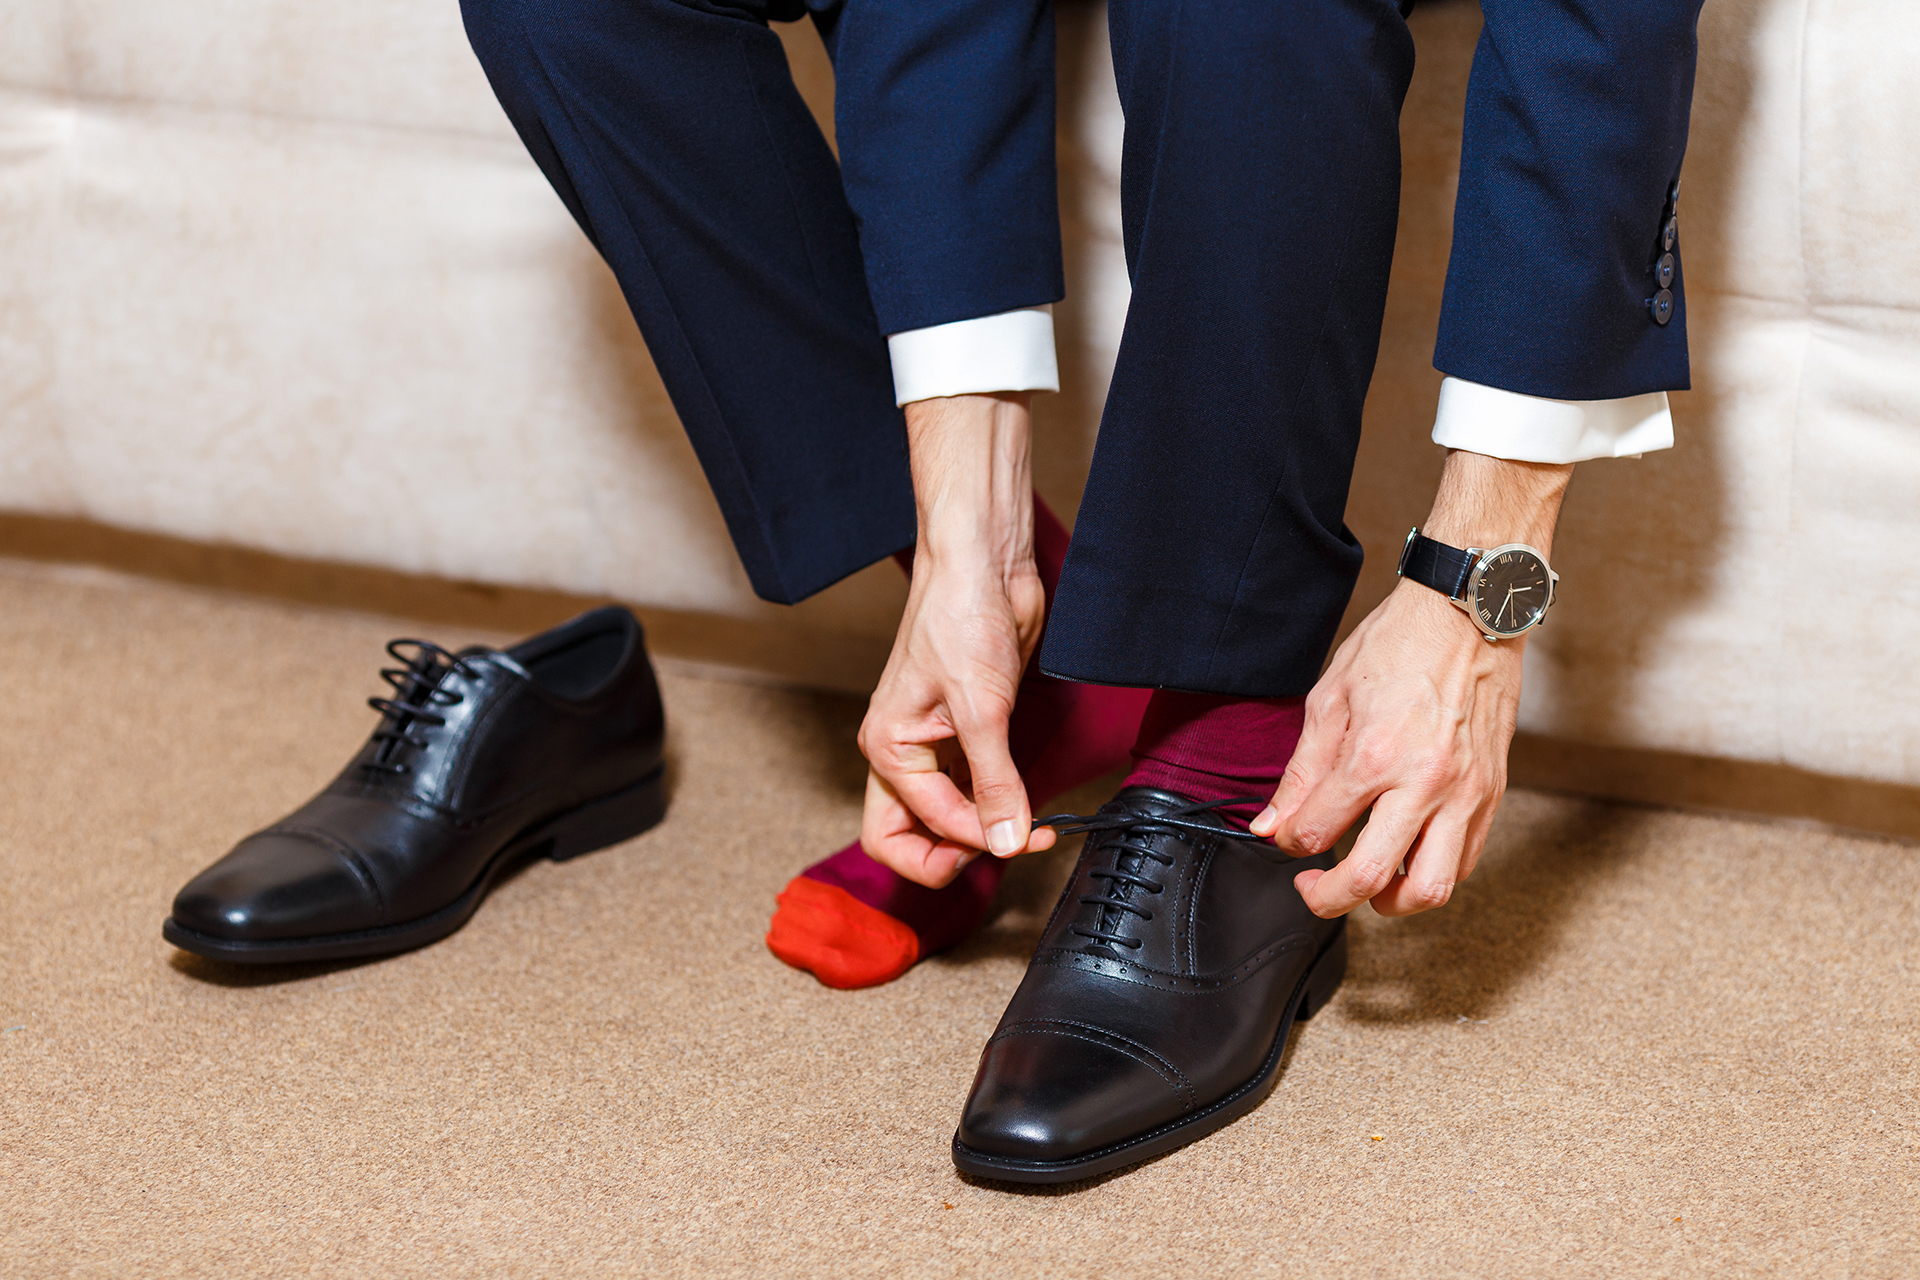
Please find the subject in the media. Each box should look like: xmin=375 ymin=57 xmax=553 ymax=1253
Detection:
xmin=1250 ymin=806 xmax=1279 ymax=837
xmin=987 ymin=820 xmax=1024 ymax=857
xmin=953 ymin=850 xmax=980 ymax=872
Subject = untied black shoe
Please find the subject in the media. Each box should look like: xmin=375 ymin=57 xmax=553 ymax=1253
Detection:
xmin=951 ymin=786 xmax=1346 ymax=1184
xmin=164 ymin=605 xmax=666 ymax=963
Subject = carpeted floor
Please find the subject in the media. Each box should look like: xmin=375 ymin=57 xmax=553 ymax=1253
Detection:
xmin=1 ymin=559 xmax=1914 ymax=1279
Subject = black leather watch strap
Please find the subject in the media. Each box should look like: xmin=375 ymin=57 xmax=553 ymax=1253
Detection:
xmin=1397 ymin=530 xmax=1476 ymax=601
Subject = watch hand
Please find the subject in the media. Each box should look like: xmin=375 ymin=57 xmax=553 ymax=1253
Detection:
xmin=1497 ymin=587 xmax=1515 ymax=627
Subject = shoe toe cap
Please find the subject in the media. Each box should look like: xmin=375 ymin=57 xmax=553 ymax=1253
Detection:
xmin=170 ymin=832 xmax=380 ymax=941
xmin=958 ymin=1024 xmax=1192 ymax=1163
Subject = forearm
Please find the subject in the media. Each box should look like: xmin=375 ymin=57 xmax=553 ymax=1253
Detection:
xmin=902 ymin=393 xmax=1037 ymax=578
xmin=1419 ymin=450 xmax=1574 ymax=564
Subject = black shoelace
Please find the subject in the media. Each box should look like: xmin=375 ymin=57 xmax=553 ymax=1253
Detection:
xmin=1035 ymin=796 xmax=1272 ymax=950
xmin=360 ymin=639 xmax=485 ymax=777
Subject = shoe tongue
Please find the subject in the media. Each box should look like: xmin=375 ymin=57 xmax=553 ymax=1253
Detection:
xmin=1096 ymin=788 xmax=1189 ymax=870
xmin=1109 ymin=785 xmax=1202 ymax=816
xmin=1109 ymin=785 xmax=1261 ymax=833
xmin=455 ymin=645 xmax=530 ymax=680
xmin=1074 ymin=792 xmax=1186 ymax=955
xmin=368 ymin=645 xmax=476 ymax=773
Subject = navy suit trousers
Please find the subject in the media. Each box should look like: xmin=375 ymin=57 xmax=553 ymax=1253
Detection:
xmin=1043 ymin=0 xmax=1413 ymax=693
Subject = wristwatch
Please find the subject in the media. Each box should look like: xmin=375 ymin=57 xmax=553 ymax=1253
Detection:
xmin=1396 ymin=528 xmax=1558 ymax=641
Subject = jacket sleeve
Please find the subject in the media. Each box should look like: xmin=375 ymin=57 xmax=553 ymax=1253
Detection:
xmin=1434 ymin=0 xmax=1706 ymax=400
xmin=821 ymin=0 xmax=1063 ymax=335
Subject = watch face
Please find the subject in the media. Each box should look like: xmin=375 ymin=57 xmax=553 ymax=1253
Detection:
xmin=1469 ymin=547 xmax=1553 ymax=637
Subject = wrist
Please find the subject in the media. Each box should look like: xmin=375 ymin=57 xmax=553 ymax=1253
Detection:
xmin=1388 ymin=575 xmax=1461 ymax=628
xmin=904 ymin=392 xmax=1035 ymax=577
xmin=1390 ymin=576 xmax=1528 ymax=652
xmin=1419 ymin=450 xmax=1572 ymax=559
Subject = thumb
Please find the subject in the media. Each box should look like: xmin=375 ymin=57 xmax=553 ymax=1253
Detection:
xmin=954 ymin=704 xmax=1032 ymax=858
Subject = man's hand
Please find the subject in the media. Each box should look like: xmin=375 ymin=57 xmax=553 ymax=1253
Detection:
xmin=858 ymin=393 xmax=1056 ymax=888
xmin=1250 ymin=451 xmax=1573 ymax=917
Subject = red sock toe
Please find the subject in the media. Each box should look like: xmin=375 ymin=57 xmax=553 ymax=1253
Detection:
xmin=766 ymin=840 xmax=1006 ymax=988
xmin=766 ymin=875 xmax=921 ymax=990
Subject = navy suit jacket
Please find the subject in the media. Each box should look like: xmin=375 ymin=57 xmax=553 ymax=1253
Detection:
xmin=1435 ymin=0 xmax=1704 ymax=399
xmin=809 ymin=0 xmax=1064 ymax=334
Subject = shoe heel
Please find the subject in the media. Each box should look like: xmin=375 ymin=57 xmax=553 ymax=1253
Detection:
xmin=544 ymin=768 xmax=669 ymax=862
xmin=1295 ymin=925 xmax=1347 ymax=1022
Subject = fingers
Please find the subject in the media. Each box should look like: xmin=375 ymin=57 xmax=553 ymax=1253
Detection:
xmin=1294 ymin=799 xmax=1490 ymax=919
xmin=1297 ymin=791 xmax=1429 ymax=918
xmin=860 ymin=771 xmax=982 ymax=889
xmin=1265 ymin=727 xmax=1391 ymax=859
xmin=1453 ymin=767 xmax=1505 ymax=883
xmin=862 ymin=687 xmax=1040 ymax=854
xmin=882 ymin=758 xmax=991 ymax=850
xmin=1366 ymin=809 xmax=1470 ymax=917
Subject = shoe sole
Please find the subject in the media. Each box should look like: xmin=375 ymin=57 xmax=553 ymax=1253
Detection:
xmin=949 ymin=923 xmax=1347 ymax=1185
xmin=161 ymin=766 xmax=668 ymax=965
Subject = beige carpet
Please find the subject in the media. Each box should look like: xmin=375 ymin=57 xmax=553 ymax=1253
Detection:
xmin=1 ymin=559 xmax=1914 ymax=1279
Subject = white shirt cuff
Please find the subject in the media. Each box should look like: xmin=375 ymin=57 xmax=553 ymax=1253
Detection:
xmin=886 ymin=307 xmax=1060 ymax=406
xmin=1431 ymin=376 xmax=1674 ymax=463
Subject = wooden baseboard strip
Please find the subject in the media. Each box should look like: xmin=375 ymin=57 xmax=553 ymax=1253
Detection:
xmin=6 ymin=512 xmax=1916 ymax=843
xmin=0 ymin=512 xmax=890 ymax=694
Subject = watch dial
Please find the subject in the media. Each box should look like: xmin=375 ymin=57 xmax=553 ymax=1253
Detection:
xmin=1471 ymin=549 xmax=1552 ymax=636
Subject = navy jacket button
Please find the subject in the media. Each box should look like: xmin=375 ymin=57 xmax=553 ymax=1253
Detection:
xmin=1662 ymin=217 xmax=1678 ymax=252
xmin=1650 ymin=289 xmax=1674 ymax=326
xmin=1656 ymin=252 xmax=1676 ymax=289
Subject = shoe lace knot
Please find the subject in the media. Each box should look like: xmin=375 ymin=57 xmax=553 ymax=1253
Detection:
xmin=361 ymin=639 xmax=487 ymax=777
xmin=1036 ymin=796 xmax=1270 ymax=951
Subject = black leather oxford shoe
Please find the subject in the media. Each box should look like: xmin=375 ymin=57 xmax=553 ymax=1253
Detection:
xmin=952 ymin=787 xmax=1345 ymax=1184
xmin=164 ymin=606 xmax=666 ymax=964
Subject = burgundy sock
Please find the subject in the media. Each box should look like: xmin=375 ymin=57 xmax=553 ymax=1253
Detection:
xmin=767 ymin=494 xmax=1152 ymax=989
xmin=1122 ymin=690 xmax=1307 ymax=828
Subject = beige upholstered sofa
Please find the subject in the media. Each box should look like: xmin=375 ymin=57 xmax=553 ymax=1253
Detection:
xmin=3 ymin=1 xmax=1916 ymax=827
